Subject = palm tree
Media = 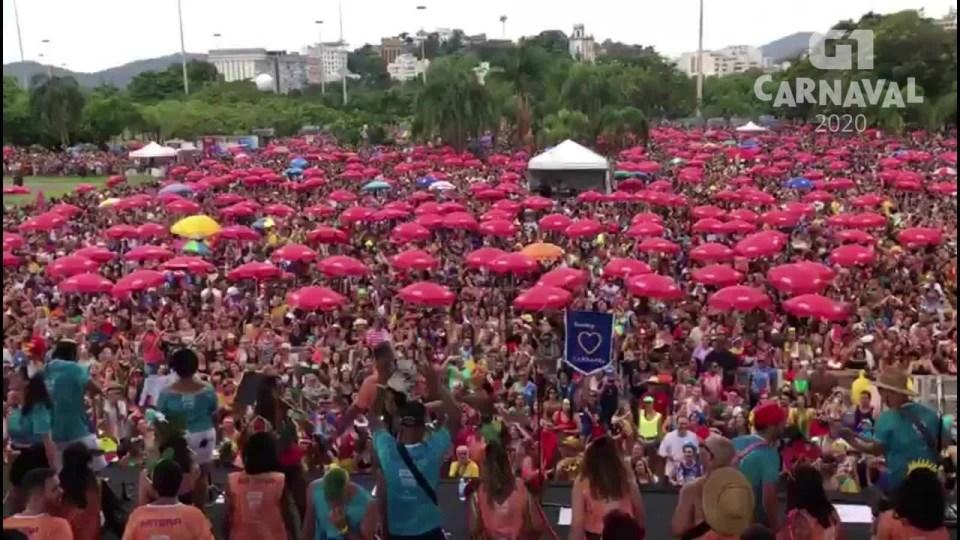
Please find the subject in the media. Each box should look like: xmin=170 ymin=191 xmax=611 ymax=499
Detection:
xmin=28 ymin=74 xmax=85 ymax=148
xmin=414 ymin=56 xmax=496 ymax=151
xmin=597 ymin=106 xmax=648 ymax=152
xmin=494 ymin=44 xmax=549 ymax=145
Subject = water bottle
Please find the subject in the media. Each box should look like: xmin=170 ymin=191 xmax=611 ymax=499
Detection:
xmin=458 ymin=477 xmax=467 ymax=502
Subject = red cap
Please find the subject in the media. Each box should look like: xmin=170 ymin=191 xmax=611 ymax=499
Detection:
xmin=753 ymin=400 xmax=787 ymax=429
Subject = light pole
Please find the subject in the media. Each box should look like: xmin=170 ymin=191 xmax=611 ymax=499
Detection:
xmin=12 ymin=0 xmax=26 ymax=86
xmin=315 ymin=20 xmax=326 ymax=95
xmin=416 ymin=5 xmax=427 ymax=83
xmin=339 ymin=1 xmax=347 ymax=105
xmin=41 ymin=39 xmax=52 ymax=77
xmin=695 ymin=0 xmax=704 ymax=118
xmin=500 ymin=15 xmax=507 ymax=39
xmin=177 ymin=0 xmax=189 ymax=95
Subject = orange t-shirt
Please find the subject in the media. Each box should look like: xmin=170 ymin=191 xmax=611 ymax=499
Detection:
xmin=476 ymin=479 xmax=528 ymax=540
xmin=56 ymin=483 xmax=102 ymax=540
xmin=876 ymin=510 xmax=949 ymax=540
xmin=579 ymin=479 xmax=635 ymax=535
xmin=122 ymin=503 xmax=214 ymax=540
xmin=3 ymin=514 xmax=74 ymax=540
xmin=226 ymin=471 xmax=288 ymax=540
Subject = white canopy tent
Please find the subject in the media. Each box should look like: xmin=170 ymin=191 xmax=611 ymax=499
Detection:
xmin=735 ymin=121 xmax=769 ymax=134
xmin=527 ymin=140 xmax=610 ymax=195
xmin=129 ymin=142 xmax=178 ymax=159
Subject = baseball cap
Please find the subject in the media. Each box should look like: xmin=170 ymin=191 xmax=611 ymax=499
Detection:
xmin=399 ymin=401 xmax=427 ymax=428
xmin=753 ymin=400 xmax=787 ymax=429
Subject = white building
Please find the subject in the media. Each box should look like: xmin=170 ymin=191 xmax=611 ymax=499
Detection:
xmin=208 ymin=48 xmax=306 ymax=94
xmin=569 ymin=24 xmax=597 ymax=63
xmin=387 ymin=53 xmax=429 ymax=82
xmin=305 ymin=42 xmax=350 ymax=84
xmin=937 ymin=8 xmax=957 ymax=31
xmin=675 ymin=45 xmax=767 ymax=77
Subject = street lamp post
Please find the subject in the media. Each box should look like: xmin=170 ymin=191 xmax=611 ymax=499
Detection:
xmin=339 ymin=1 xmax=347 ymax=105
xmin=177 ymin=0 xmax=189 ymax=95
xmin=695 ymin=0 xmax=704 ymax=118
xmin=416 ymin=5 xmax=427 ymax=83
xmin=12 ymin=0 xmax=26 ymax=86
xmin=500 ymin=15 xmax=507 ymax=39
xmin=41 ymin=39 xmax=52 ymax=77
xmin=315 ymin=20 xmax=326 ymax=96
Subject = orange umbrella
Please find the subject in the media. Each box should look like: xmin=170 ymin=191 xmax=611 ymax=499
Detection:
xmin=521 ymin=242 xmax=564 ymax=262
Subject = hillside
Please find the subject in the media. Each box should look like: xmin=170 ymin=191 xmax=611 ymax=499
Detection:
xmin=2 ymin=52 xmax=206 ymax=88
xmin=760 ymin=32 xmax=814 ymax=63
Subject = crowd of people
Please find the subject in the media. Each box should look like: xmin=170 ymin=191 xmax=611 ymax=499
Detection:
xmin=3 ymin=146 xmax=129 ymax=180
xmin=1 ymin=125 xmax=958 ymax=540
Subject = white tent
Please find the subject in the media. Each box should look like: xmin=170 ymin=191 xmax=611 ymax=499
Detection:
xmin=735 ymin=121 xmax=769 ymax=134
xmin=528 ymin=140 xmax=609 ymax=171
xmin=129 ymin=142 xmax=178 ymax=159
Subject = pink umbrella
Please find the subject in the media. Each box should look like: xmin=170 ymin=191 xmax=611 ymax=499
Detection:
xmin=637 ymin=238 xmax=681 ymax=256
xmin=691 ymin=264 xmax=743 ymax=287
xmin=783 ymin=294 xmax=850 ymax=321
xmin=220 ymin=203 xmax=256 ymax=218
xmin=265 ymin=203 xmax=296 ymax=218
xmin=287 ymin=286 xmax=347 ymax=312
xmin=833 ymin=229 xmax=875 ymax=245
xmin=227 ymin=261 xmax=284 ymax=281
xmin=897 ymin=227 xmax=943 ymax=249
xmin=398 ymin=282 xmax=457 ymax=307
xmin=305 ymin=227 xmax=348 ymax=246
xmin=3 ymin=233 xmax=24 ymax=251
xmin=735 ymin=231 xmax=787 ymax=259
xmin=161 ymin=256 xmax=216 ymax=274
xmin=481 ymin=209 xmax=516 ymax=221
xmin=137 ymin=223 xmax=168 ymax=240
xmin=475 ymin=188 xmax=507 ymax=201
xmin=438 ymin=202 xmax=468 ymax=214
xmin=20 ymin=213 xmax=67 ymax=233
xmin=631 ymin=212 xmax=664 ymax=225
xmin=442 ymin=212 xmax=479 ymax=231
xmin=340 ymin=206 xmax=375 ymax=225
xmin=626 ymin=274 xmax=683 ymax=300
xmin=627 ymin=222 xmax=666 ymax=238
xmin=847 ymin=212 xmax=887 ymax=230
xmin=416 ymin=213 xmax=444 ymax=230
xmin=490 ymin=253 xmax=540 ymax=276
xmin=850 ymin=194 xmax=887 ymax=208
xmin=577 ymin=190 xmax=607 ymax=203
xmin=103 ymin=224 xmax=139 ymax=240
xmin=124 ymin=245 xmax=175 ymax=262
xmin=217 ymin=225 xmax=260 ymax=242
xmin=49 ymin=203 xmax=82 ymax=218
xmin=3 ymin=185 xmax=31 ymax=195
xmin=691 ymin=218 xmax=724 ymax=235
xmin=603 ymin=258 xmax=651 ymax=280
xmin=767 ymin=263 xmax=831 ymax=295
xmin=3 ymin=251 xmax=22 ymax=267
xmin=465 ymin=248 xmax=506 ymax=270
xmin=564 ymin=219 xmax=604 ymax=239
xmin=708 ymin=286 xmax=772 ymax=312
xmin=74 ymin=183 xmax=97 ymax=194
xmin=304 ymin=204 xmax=337 ymax=219
xmin=492 ymin=199 xmax=522 ymax=213
xmin=329 ymin=189 xmax=359 ymax=203
xmin=689 ymin=243 xmax=735 ymax=263
xmin=828 ymin=245 xmax=876 ymax=267
xmin=691 ymin=205 xmax=726 ymax=220
xmin=371 ymin=208 xmax=411 ymax=222
xmin=537 ymin=267 xmax=588 ymax=291
xmin=390 ymin=223 xmax=431 ymax=244
xmin=479 ymin=219 xmax=517 ymax=238
xmin=521 ymin=196 xmax=554 ymax=211
xmin=59 ymin=273 xmax=114 ymax=295
xmin=47 ymin=255 xmax=99 ymax=279
xmin=726 ymin=209 xmax=758 ymax=223
xmin=759 ymin=210 xmax=803 ymax=229
xmin=317 ymin=256 xmax=370 ymax=278
xmin=112 ymin=270 xmax=166 ymax=296
xmin=165 ymin=199 xmax=202 ymax=214
xmin=513 ymin=285 xmax=572 ymax=311
xmin=539 ymin=214 xmax=573 ymax=232
xmin=72 ymin=246 xmax=116 ymax=263
xmin=803 ymin=191 xmax=834 ymax=203
xmin=270 ymin=244 xmax=318 ymax=263
xmin=390 ymin=249 xmax=439 ymax=271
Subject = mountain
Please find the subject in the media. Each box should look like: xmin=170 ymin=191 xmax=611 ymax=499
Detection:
xmin=2 ymin=53 xmax=207 ymax=88
xmin=760 ymin=32 xmax=814 ymax=63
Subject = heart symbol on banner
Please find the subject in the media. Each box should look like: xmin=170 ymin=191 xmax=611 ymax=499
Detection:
xmin=577 ymin=331 xmax=603 ymax=355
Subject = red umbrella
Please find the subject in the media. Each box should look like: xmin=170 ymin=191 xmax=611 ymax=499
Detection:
xmin=537 ymin=267 xmax=588 ymax=291
xmin=438 ymin=202 xmax=468 ymax=214
xmin=3 ymin=251 xmax=22 ymax=267
xmin=708 ymin=286 xmax=772 ymax=312
xmin=390 ymin=249 xmax=439 ymax=271
xmin=475 ymin=188 xmax=507 ymax=201
xmin=539 ymin=214 xmax=573 ymax=232
xmin=103 ymin=224 xmax=139 ymax=240
xmin=340 ymin=206 xmax=375 ymax=225
xmin=803 ymin=191 xmax=834 ymax=203
xmin=726 ymin=209 xmax=758 ymax=223
xmin=329 ymin=189 xmax=359 ymax=203
xmin=490 ymin=252 xmax=540 ymax=276
xmin=305 ymin=204 xmax=337 ymax=218
xmin=165 ymin=199 xmax=202 ymax=214
xmin=161 ymin=256 xmax=216 ymax=274
xmin=398 ymin=282 xmax=456 ymax=307
xmin=218 ymin=225 xmax=260 ymax=242
xmin=287 ymin=286 xmax=347 ymax=312
xmin=47 ymin=255 xmax=99 ymax=279
xmin=71 ymin=246 xmax=116 ymax=263
xmin=690 ymin=242 xmax=735 ymax=263
xmin=114 ymin=195 xmax=153 ymax=211
xmin=265 ymin=203 xmax=296 ymax=218
xmin=59 ymin=273 xmax=114 ymax=295
xmin=443 ymin=212 xmax=479 ymax=231
xmin=137 ymin=223 xmax=168 ymax=240
xmin=577 ymin=190 xmax=607 ymax=203
xmin=626 ymin=274 xmax=683 ymax=300
xmin=637 ymin=237 xmax=681 ymax=256
xmin=627 ymin=222 xmax=665 ymax=238
xmin=370 ymin=208 xmax=411 ymax=223
xmin=227 ymin=261 xmax=283 ymax=281
xmin=691 ymin=205 xmax=726 ymax=220
xmin=735 ymin=231 xmax=787 ymax=259
xmin=767 ymin=263 xmax=831 ymax=295
xmin=74 ymin=183 xmax=97 ymax=194
xmin=270 ymin=244 xmax=318 ymax=263
xmin=850 ymin=194 xmax=887 ymax=208
xmin=389 ymin=223 xmax=431 ymax=244
xmin=416 ymin=213 xmax=445 ymax=230
xmin=833 ymin=229 xmax=875 ymax=245
xmin=106 ymin=175 xmax=126 ymax=187
xmin=481 ymin=209 xmax=516 ymax=222
xmin=307 ymin=226 xmax=349 ymax=245
xmin=112 ymin=270 xmax=165 ymax=296
xmin=492 ymin=199 xmax=522 ymax=213
xmin=317 ymin=255 xmax=370 ymax=278
xmin=19 ymin=212 xmax=67 ymax=233
xmin=716 ymin=220 xmax=758 ymax=235
xmin=783 ymin=294 xmax=850 ymax=321
xmin=897 ymin=227 xmax=943 ymax=248
xmin=465 ymin=248 xmax=507 ymax=270
xmin=513 ymin=285 xmax=572 ymax=311
xmin=928 ymin=181 xmax=957 ymax=195
xmin=521 ymin=196 xmax=554 ymax=211
xmin=49 ymin=203 xmax=82 ymax=218
xmin=631 ymin=212 xmax=663 ymax=225
xmin=691 ymin=218 xmax=724 ymax=235
xmin=3 ymin=233 xmax=24 ymax=251
xmin=564 ymin=219 xmax=603 ymax=239
xmin=759 ymin=210 xmax=803 ymax=229
xmin=213 ymin=193 xmax=246 ymax=207
xmin=220 ymin=203 xmax=256 ymax=218
xmin=124 ymin=245 xmax=175 ymax=262
xmin=691 ymin=265 xmax=743 ymax=287
xmin=828 ymin=245 xmax=876 ymax=267
xmin=3 ymin=185 xmax=30 ymax=195
xmin=782 ymin=202 xmax=815 ymax=217
xmin=603 ymin=258 xmax=651 ymax=280
xmin=847 ymin=212 xmax=887 ymax=230
xmin=479 ymin=219 xmax=517 ymax=238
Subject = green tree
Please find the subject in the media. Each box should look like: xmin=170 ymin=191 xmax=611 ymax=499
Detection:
xmin=28 ymin=74 xmax=85 ymax=147
xmin=413 ymin=55 xmax=495 ymax=151
xmin=538 ymin=108 xmax=591 ymax=146
xmin=3 ymin=76 xmax=37 ymax=145
xmin=597 ymin=106 xmax=648 ymax=151
xmin=82 ymin=90 xmax=143 ymax=144
xmin=348 ymin=45 xmax=391 ymax=90
xmin=561 ymin=63 xmax=616 ymax=118
xmin=494 ymin=44 xmax=551 ymax=144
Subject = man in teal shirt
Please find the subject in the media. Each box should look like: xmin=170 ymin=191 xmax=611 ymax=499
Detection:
xmin=732 ymin=400 xmax=785 ymax=531
xmin=43 ymin=339 xmax=106 ymax=470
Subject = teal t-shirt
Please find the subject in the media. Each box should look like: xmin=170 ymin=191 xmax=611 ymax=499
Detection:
xmin=875 ymin=402 xmax=940 ymax=489
xmin=310 ymin=481 xmax=373 ymax=540
xmin=7 ymin=405 xmax=52 ymax=447
xmin=732 ymin=434 xmax=781 ymax=525
xmin=44 ymin=359 xmax=92 ymax=443
xmin=372 ymin=427 xmax=451 ymax=536
xmin=157 ymin=385 xmax=218 ymax=433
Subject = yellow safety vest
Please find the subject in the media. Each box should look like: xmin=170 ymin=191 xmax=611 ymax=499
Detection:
xmin=638 ymin=410 xmax=661 ymax=440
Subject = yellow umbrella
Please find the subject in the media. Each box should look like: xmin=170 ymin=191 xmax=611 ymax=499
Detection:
xmin=521 ymin=242 xmax=565 ymax=262
xmin=170 ymin=214 xmax=221 ymax=239
xmin=98 ymin=197 xmax=121 ymax=208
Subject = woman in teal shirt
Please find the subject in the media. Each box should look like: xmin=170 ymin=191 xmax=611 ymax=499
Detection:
xmin=302 ymin=467 xmax=377 ymax=540
xmin=157 ymin=349 xmax=218 ymax=504
xmin=6 ymin=369 xmax=57 ymax=513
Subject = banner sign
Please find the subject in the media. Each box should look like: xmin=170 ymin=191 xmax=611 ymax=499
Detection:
xmin=563 ymin=310 xmax=614 ymax=375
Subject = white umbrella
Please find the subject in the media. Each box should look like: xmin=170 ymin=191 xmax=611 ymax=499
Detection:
xmin=428 ymin=181 xmax=456 ymax=192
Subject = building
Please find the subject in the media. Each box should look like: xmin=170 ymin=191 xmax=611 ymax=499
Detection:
xmin=937 ymin=8 xmax=957 ymax=31
xmin=675 ymin=45 xmax=767 ymax=77
xmin=207 ymin=48 xmax=306 ymax=94
xmin=569 ymin=24 xmax=597 ymax=63
xmin=380 ymin=37 xmax=407 ymax=64
xmin=305 ymin=42 xmax=349 ymax=84
xmin=387 ymin=53 xmax=429 ymax=82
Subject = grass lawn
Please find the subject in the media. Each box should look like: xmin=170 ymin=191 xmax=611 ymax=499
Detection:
xmin=3 ymin=175 xmax=152 ymax=204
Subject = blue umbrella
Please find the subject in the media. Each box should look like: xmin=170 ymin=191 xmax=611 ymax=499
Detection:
xmin=181 ymin=240 xmax=211 ymax=256
xmin=285 ymin=167 xmax=304 ymax=177
xmin=740 ymin=138 xmax=759 ymax=148
xmin=415 ymin=176 xmax=436 ymax=189
xmin=159 ymin=183 xmax=194 ymax=195
xmin=785 ymin=177 xmax=813 ymax=190
xmin=290 ymin=157 xmax=308 ymax=168
xmin=361 ymin=180 xmax=391 ymax=192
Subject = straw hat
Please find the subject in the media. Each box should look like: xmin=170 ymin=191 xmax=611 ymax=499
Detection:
xmin=702 ymin=467 xmax=755 ymax=537
xmin=873 ymin=368 xmax=918 ymax=397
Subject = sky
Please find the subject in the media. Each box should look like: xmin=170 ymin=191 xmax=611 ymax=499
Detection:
xmin=2 ymin=0 xmax=956 ymax=73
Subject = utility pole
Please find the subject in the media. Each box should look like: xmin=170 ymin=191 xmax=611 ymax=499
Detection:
xmin=12 ymin=0 xmax=26 ymax=87
xmin=417 ymin=5 xmax=427 ymax=83
xmin=695 ymin=0 xmax=704 ymax=118
xmin=500 ymin=15 xmax=507 ymax=39
xmin=339 ymin=1 xmax=347 ymax=105
xmin=178 ymin=0 xmax=190 ymax=95
xmin=315 ymin=20 xmax=326 ymax=95
xmin=41 ymin=39 xmax=52 ymax=78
